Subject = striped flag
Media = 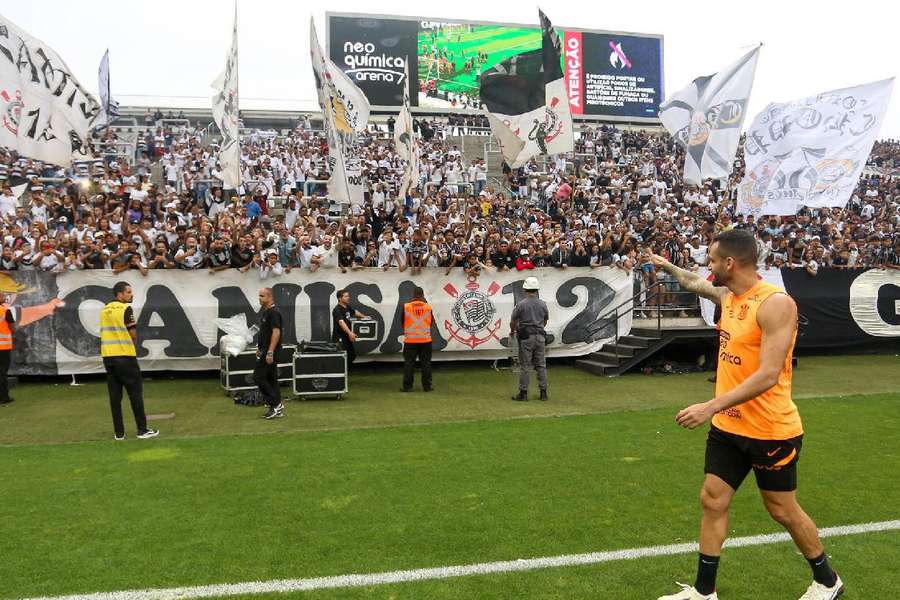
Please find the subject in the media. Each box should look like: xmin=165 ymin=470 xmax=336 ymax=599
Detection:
xmin=479 ymin=10 xmax=574 ymax=168
xmin=394 ymin=62 xmax=419 ymax=199
xmin=660 ymin=45 xmax=761 ymax=185
xmin=211 ymin=5 xmax=240 ymax=190
xmin=309 ymin=18 xmax=371 ymax=207
xmin=95 ymin=50 xmax=120 ymax=129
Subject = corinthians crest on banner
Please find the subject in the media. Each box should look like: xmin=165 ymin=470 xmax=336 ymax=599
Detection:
xmin=0 ymin=14 xmax=101 ymax=166
xmin=479 ymin=9 xmax=574 ymax=168
xmin=443 ymin=280 xmax=503 ymax=349
xmin=737 ymin=78 xmax=894 ymax=216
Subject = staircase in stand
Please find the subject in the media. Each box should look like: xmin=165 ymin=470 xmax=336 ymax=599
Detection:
xmin=574 ymin=283 xmax=717 ymax=377
xmin=575 ymin=324 xmax=715 ymax=377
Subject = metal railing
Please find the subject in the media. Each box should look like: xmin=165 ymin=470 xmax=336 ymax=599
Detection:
xmin=423 ymin=181 xmax=474 ymax=195
xmin=446 ymin=126 xmax=492 ymax=137
xmin=582 ymin=280 xmax=702 ymax=361
xmin=160 ymin=118 xmax=191 ymax=130
xmin=583 ymin=281 xmax=666 ymax=360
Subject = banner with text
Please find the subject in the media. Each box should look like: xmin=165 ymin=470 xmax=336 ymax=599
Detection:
xmin=327 ymin=13 xmax=663 ymax=120
xmin=3 ymin=267 xmax=633 ymax=376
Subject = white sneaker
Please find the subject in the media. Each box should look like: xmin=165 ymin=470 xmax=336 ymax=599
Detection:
xmin=657 ymin=582 xmax=718 ymax=600
xmin=136 ymin=428 xmax=159 ymax=439
xmin=798 ymin=574 xmax=844 ymax=600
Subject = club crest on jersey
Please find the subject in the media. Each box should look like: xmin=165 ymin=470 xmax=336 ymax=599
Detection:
xmin=737 ymin=303 xmax=750 ymax=320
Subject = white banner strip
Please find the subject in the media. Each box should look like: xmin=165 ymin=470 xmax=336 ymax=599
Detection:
xmin=30 ymin=267 xmax=633 ymax=374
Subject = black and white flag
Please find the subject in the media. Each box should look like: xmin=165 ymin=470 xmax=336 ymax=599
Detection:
xmin=309 ymin=18 xmax=370 ymax=206
xmin=0 ymin=14 xmax=101 ymax=166
xmin=394 ymin=62 xmax=419 ymax=199
xmin=737 ymin=78 xmax=894 ymax=216
xmin=479 ymin=10 xmax=574 ymax=168
xmin=211 ymin=6 xmax=240 ymax=190
xmin=95 ymin=49 xmax=120 ymax=130
xmin=660 ymin=45 xmax=760 ymax=185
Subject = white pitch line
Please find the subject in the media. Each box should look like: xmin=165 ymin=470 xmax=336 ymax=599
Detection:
xmin=17 ymin=520 xmax=900 ymax=600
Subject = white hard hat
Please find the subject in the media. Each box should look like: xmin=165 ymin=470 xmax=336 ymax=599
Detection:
xmin=523 ymin=276 xmax=540 ymax=291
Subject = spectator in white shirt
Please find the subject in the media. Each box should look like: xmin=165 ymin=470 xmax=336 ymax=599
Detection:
xmin=0 ymin=185 xmax=18 ymax=218
xmin=310 ymin=235 xmax=336 ymax=272
xmin=688 ymin=236 xmax=709 ymax=266
xmin=378 ymin=230 xmax=403 ymax=270
xmin=257 ymin=249 xmax=283 ymax=279
xmin=295 ymin=235 xmax=316 ymax=269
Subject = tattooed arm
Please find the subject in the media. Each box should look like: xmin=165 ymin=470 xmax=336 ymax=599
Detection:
xmin=650 ymin=253 xmax=728 ymax=305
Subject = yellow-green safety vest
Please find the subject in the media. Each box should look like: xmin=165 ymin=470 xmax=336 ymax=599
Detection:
xmin=99 ymin=301 xmax=136 ymax=357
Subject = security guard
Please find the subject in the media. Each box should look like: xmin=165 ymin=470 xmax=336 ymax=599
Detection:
xmin=256 ymin=287 xmax=284 ymax=420
xmin=100 ymin=282 xmax=158 ymax=440
xmin=401 ymin=286 xmax=433 ymax=392
xmin=0 ymin=294 xmax=15 ymax=405
xmin=510 ymin=276 xmax=549 ymax=401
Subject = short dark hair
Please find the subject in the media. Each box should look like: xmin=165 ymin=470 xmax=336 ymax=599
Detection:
xmin=336 ymin=289 xmax=349 ymax=300
xmin=712 ymin=229 xmax=757 ymax=266
xmin=112 ymin=281 xmax=131 ymax=297
xmin=412 ymin=286 xmax=425 ymax=299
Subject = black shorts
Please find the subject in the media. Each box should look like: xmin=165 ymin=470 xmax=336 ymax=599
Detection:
xmin=705 ymin=425 xmax=803 ymax=492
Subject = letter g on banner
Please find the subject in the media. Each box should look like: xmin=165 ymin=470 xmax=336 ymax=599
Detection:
xmin=849 ymin=270 xmax=900 ymax=336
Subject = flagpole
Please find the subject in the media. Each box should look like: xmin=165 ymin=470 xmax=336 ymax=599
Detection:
xmin=234 ymin=2 xmax=240 ymax=195
xmin=104 ymin=49 xmax=111 ymax=135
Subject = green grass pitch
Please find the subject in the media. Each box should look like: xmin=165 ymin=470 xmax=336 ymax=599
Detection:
xmin=1 ymin=354 xmax=899 ymax=599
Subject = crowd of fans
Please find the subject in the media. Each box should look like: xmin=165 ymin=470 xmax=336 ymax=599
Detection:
xmin=0 ymin=113 xmax=898 ymax=287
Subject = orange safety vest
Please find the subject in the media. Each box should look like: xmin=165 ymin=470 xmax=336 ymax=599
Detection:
xmin=0 ymin=306 xmax=12 ymax=351
xmin=713 ymin=281 xmax=802 ymax=440
xmin=403 ymin=300 xmax=433 ymax=344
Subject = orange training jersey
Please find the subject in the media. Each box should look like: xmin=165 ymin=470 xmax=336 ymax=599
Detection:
xmin=712 ymin=281 xmax=803 ymax=440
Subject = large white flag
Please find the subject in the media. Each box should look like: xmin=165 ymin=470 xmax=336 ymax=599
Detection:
xmin=95 ymin=49 xmax=120 ymax=129
xmin=737 ymin=78 xmax=894 ymax=216
xmin=0 ymin=14 xmax=100 ymax=166
xmin=479 ymin=10 xmax=574 ymax=168
xmin=309 ymin=18 xmax=370 ymax=207
xmin=394 ymin=62 xmax=418 ymax=199
xmin=211 ymin=7 xmax=240 ymax=190
xmin=660 ymin=45 xmax=760 ymax=185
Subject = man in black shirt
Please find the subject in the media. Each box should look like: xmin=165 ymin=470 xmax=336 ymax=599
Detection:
xmin=82 ymin=238 xmax=108 ymax=269
xmin=490 ymin=240 xmax=515 ymax=271
xmin=207 ymin=236 xmax=232 ymax=272
xmin=337 ymin=239 xmax=356 ymax=273
xmin=148 ymin=240 xmax=175 ymax=269
xmin=332 ymin=289 xmax=369 ymax=365
xmin=255 ymin=287 xmax=284 ymax=419
xmin=230 ymin=236 xmax=255 ymax=272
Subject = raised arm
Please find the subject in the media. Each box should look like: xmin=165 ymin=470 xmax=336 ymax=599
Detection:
xmin=650 ymin=253 xmax=727 ymax=305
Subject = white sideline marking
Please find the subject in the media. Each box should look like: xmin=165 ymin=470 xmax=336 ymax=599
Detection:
xmin=18 ymin=520 xmax=900 ymax=600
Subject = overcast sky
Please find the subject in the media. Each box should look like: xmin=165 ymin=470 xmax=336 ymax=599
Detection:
xmin=4 ymin=0 xmax=899 ymax=137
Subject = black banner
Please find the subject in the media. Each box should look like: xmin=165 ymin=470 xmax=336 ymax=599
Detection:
xmin=783 ymin=268 xmax=900 ymax=349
